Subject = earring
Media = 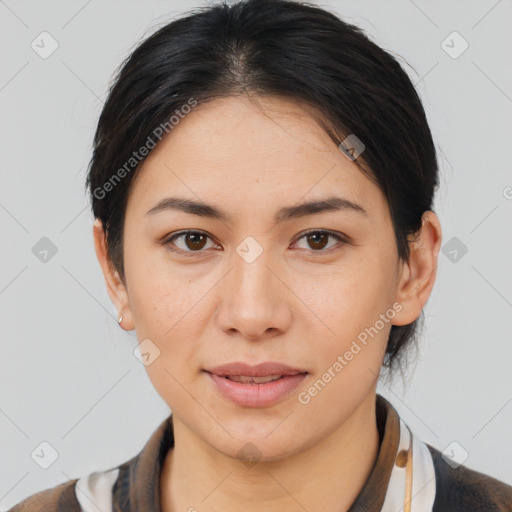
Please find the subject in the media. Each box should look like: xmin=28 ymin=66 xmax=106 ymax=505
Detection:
xmin=118 ymin=314 xmax=123 ymax=325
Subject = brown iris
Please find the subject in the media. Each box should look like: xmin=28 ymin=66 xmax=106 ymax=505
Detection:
xmin=184 ymin=232 xmax=208 ymax=251
xmin=306 ymin=232 xmax=329 ymax=250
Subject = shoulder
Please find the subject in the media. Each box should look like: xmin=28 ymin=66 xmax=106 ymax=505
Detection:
xmin=7 ymin=465 xmax=121 ymax=512
xmin=427 ymin=443 xmax=512 ymax=512
xmin=7 ymin=478 xmax=81 ymax=512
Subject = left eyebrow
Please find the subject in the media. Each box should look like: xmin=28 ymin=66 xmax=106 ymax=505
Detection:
xmin=145 ymin=195 xmax=369 ymax=223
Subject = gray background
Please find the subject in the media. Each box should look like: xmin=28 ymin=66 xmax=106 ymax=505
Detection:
xmin=1 ymin=0 xmax=511 ymax=508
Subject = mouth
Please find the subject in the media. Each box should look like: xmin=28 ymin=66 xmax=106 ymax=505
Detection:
xmin=214 ymin=374 xmax=297 ymax=384
xmin=203 ymin=362 xmax=308 ymax=407
xmin=205 ymin=361 xmax=308 ymax=378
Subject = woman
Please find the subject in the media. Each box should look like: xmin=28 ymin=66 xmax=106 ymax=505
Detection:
xmin=9 ymin=0 xmax=512 ymax=510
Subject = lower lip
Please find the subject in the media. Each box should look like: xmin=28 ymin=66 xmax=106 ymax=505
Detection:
xmin=206 ymin=372 xmax=307 ymax=408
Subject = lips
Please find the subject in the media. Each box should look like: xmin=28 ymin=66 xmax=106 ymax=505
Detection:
xmin=223 ymin=374 xmax=283 ymax=384
xmin=204 ymin=362 xmax=308 ymax=407
xmin=205 ymin=361 xmax=308 ymax=378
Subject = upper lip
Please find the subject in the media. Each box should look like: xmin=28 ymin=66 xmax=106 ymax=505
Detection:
xmin=205 ymin=362 xmax=308 ymax=377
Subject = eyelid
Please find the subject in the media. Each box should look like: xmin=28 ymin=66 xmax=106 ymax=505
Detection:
xmin=161 ymin=228 xmax=349 ymax=256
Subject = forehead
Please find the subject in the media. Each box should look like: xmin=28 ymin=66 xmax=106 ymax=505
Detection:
xmin=127 ymin=95 xmax=387 ymax=222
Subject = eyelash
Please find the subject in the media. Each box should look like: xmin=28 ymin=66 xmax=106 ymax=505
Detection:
xmin=160 ymin=229 xmax=348 ymax=257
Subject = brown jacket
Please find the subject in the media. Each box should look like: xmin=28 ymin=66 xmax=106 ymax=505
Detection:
xmin=8 ymin=394 xmax=512 ymax=511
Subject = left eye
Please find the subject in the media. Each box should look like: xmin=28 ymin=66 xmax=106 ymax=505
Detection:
xmin=162 ymin=229 xmax=346 ymax=255
xmin=292 ymin=230 xmax=346 ymax=252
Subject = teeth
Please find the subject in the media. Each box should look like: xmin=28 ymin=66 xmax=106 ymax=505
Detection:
xmin=225 ymin=374 xmax=283 ymax=384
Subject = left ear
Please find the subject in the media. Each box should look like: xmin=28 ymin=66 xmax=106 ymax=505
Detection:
xmin=392 ymin=210 xmax=442 ymax=326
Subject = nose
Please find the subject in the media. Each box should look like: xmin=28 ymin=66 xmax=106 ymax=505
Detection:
xmin=216 ymin=241 xmax=292 ymax=341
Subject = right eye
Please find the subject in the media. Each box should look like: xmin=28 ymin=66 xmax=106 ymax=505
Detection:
xmin=161 ymin=230 xmax=220 ymax=256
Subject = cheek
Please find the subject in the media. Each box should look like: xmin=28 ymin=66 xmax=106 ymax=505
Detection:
xmin=123 ymin=241 xmax=208 ymax=373
xmin=124 ymin=239 xmax=193 ymax=332
xmin=305 ymin=252 xmax=397 ymax=334
xmin=299 ymin=267 xmax=393 ymax=412
xmin=300 ymin=253 xmax=397 ymax=389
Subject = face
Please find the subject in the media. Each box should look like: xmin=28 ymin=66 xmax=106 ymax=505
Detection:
xmin=100 ymin=95 xmax=420 ymax=461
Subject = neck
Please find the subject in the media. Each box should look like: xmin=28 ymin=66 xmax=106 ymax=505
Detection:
xmin=160 ymin=391 xmax=380 ymax=512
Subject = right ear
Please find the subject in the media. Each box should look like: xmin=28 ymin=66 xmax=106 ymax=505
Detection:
xmin=93 ymin=218 xmax=134 ymax=330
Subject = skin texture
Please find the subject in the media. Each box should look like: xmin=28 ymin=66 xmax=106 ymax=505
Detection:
xmin=93 ymin=95 xmax=442 ymax=512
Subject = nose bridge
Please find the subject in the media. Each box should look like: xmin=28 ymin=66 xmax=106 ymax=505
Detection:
xmin=217 ymin=234 xmax=288 ymax=338
xmin=232 ymin=235 xmax=276 ymax=302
